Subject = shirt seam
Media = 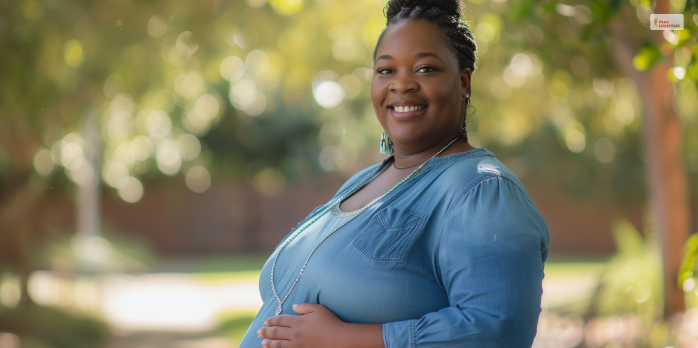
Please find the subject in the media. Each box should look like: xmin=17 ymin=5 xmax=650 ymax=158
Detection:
xmin=411 ymin=320 xmax=416 ymax=348
xmin=428 ymin=148 xmax=495 ymax=166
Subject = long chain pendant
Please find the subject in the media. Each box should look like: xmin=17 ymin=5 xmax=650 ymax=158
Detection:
xmin=275 ymin=304 xmax=282 ymax=315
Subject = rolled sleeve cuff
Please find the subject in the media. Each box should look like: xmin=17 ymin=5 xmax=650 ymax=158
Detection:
xmin=382 ymin=319 xmax=416 ymax=348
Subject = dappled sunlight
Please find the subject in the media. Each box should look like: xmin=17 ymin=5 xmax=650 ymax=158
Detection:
xmin=25 ymin=271 xmax=262 ymax=332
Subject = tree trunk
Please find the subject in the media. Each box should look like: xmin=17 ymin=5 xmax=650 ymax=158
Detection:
xmin=0 ymin=176 xmax=47 ymax=306
xmin=74 ymin=108 xmax=103 ymax=273
xmin=77 ymin=109 xmax=101 ymax=238
xmin=609 ymin=2 xmax=690 ymax=316
xmin=16 ymin=216 xmax=34 ymax=306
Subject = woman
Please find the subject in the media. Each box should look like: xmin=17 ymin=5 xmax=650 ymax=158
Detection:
xmin=241 ymin=0 xmax=549 ymax=347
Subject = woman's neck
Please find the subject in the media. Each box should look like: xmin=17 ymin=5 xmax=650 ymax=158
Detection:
xmin=392 ymin=134 xmax=475 ymax=169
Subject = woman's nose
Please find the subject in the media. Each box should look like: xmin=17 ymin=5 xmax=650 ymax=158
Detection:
xmin=389 ymin=73 xmax=419 ymax=93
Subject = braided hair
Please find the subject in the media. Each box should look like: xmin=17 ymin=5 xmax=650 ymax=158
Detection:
xmin=373 ymin=0 xmax=478 ymax=73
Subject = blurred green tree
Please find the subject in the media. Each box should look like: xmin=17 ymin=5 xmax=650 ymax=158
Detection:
xmin=0 ymin=0 xmax=386 ymax=304
xmin=505 ymin=0 xmax=696 ymax=316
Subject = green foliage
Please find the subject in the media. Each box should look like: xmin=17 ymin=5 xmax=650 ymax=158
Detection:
xmin=216 ymin=311 xmax=258 ymax=346
xmin=594 ymin=220 xmax=663 ymax=319
xmin=0 ymin=304 xmax=108 ymax=348
xmin=35 ymin=230 xmax=155 ymax=274
xmin=675 ymin=28 xmax=692 ymax=47
xmin=507 ymin=0 xmax=534 ymax=23
xmin=1 ymin=0 xmax=695 ymax=210
xmin=679 ymin=233 xmax=698 ymax=287
xmin=589 ymin=0 xmax=621 ymax=23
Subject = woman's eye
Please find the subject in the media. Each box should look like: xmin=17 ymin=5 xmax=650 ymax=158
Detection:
xmin=417 ymin=66 xmax=436 ymax=73
xmin=377 ymin=68 xmax=393 ymax=75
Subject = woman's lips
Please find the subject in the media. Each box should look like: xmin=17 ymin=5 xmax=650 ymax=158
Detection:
xmin=389 ymin=105 xmax=427 ymax=120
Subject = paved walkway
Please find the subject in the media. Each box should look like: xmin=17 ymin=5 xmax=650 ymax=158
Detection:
xmin=105 ymin=332 xmax=234 ymax=348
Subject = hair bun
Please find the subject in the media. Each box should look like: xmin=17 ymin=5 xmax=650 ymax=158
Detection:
xmin=385 ymin=0 xmax=462 ymax=20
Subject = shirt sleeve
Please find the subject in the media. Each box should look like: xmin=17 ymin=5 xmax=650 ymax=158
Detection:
xmin=382 ymin=176 xmax=550 ymax=348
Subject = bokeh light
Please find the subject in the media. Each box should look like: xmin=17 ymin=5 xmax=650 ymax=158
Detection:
xmin=185 ymin=166 xmax=211 ymax=193
xmin=118 ymin=176 xmax=144 ymax=203
xmin=313 ymin=81 xmax=345 ymax=108
xmin=220 ymin=56 xmax=246 ymax=82
xmin=63 ymin=39 xmax=83 ymax=68
xmin=103 ymin=161 xmax=130 ymax=188
xmin=69 ymin=159 xmax=95 ymax=187
xmin=0 ymin=276 xmax=20 ymax=308
xmin=147 ymin=15 xmax=168 ymax=37
xmin=33 ymin=148 xmax=55 ymax=176
xmin=566 ymin=130 xmax=586 ymax=153
xmin=177 ymin=134 xmax=202 ymax=161
xmin=253 ymin=168 xmax=286 ymax=196
xmin=594 ymin=138 xmax=617 ymax=163
xmin=156 ymin=140 xmax=182 ymax=175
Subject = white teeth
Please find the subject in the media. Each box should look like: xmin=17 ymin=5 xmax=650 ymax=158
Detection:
xmin=394 ymin=105 xmax=423 ymax=112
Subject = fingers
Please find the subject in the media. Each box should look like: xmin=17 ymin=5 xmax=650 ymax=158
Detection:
xmin=258 ymin=326 xmax=294 ymax=340
xmin=263 ymin=315 xmax=294 ymax=328
xmin=292 ymin=303 xmax=322 ymax=315
xmin=261 ymin=339 xmax=293 ymax=348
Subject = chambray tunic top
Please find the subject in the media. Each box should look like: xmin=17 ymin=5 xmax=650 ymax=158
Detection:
xmin=239 ymin=148 xmax=550 ymax=348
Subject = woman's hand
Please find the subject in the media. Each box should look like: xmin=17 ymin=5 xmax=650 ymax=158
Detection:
xmin=257 ymin=303 xmax=383 ymax=348
xmin=257 ymin=303 xmax=346 ymax=348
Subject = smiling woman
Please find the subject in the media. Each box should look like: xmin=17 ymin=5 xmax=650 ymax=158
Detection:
xmin=241 ymin=1 xmax=550 ymax=347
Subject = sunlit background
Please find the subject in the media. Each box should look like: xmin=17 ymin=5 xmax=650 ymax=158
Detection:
xmin=1 ymin=0 xmax=698 ymax=347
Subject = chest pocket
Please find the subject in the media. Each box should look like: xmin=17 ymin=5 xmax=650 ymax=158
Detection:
xmin=353 ymin=207 xmax=427 ymax=264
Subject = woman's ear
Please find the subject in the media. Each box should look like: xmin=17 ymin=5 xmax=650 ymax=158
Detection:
xmin=460 ymin=68 xmax=472 ymax=101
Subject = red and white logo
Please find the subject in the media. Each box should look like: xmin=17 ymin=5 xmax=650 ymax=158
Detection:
xmin=650 ymin=14 xmax=684 ymax=30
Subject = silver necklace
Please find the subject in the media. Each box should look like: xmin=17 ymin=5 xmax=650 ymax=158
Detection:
xmin=269 ymin=135 xmax=462 ymax=315
xmin=393 ymin=158 xmax=427 ymax=170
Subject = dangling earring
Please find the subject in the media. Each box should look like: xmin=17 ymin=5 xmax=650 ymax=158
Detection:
xmin=380 ymin=132 xmax=394 ymax=155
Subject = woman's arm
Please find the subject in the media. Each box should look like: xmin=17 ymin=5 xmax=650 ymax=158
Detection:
xmin=257 ymin=304 xmax=383 ymax=348
xmin=382 ymin=176 xmax=549 ymax=348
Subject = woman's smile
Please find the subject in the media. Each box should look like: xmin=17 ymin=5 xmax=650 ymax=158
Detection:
xmin=388 ymin=101 xmax=427 ymax=120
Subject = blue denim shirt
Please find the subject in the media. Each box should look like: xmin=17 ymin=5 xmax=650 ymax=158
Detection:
xmin=240 ymin=148 xmax=550 ymax=348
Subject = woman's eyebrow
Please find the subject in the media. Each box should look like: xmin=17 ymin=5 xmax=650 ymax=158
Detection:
xmin=376 ymin=52 xmax=442 ymax=62
xmin=415 ymin=52 xmax=443 ymax=62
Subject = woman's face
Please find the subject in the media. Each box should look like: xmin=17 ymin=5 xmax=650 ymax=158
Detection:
xmin=372 ymin=19 xmax=471 ymax=154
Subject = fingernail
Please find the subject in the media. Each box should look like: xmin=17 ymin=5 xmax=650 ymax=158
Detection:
xmin=261 ymin=340 xmax=266 ymax=347
xmin=263 ymin=321 xmax=268 ymax=327
xmin=257 ymin=329 xmax=261 ymax=337
xmin=292 ymin=304 xmax=298 ymax=308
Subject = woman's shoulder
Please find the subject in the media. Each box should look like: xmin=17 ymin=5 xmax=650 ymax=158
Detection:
xmin=432 ymin=148 xmax=527 ymax=195
xmin=436 ymin=149 xmax=550 ymax=250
